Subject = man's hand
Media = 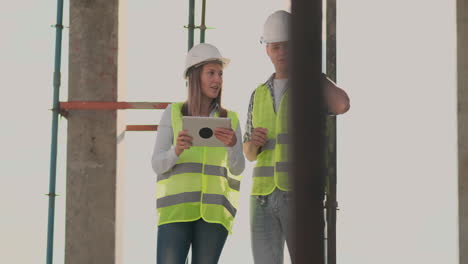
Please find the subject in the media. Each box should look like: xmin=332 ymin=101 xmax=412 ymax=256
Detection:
xmin=175 ymin=130 xmax=193 ymax=156
xmin=243 ymin=127 xmax=268 ymax=161
xmin=251 ymin=127 xmax=268 ymax=147
xmin=214 ymin=127 xmax=237 ymax=147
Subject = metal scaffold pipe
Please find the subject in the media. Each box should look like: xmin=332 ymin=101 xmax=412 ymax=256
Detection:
xmin=200 ymin=0 xmax=206 ymax=43
xmin=46 ymin=0 xmax=64 ymax=263
xmin=188 ymin=0 xmax=195 ymax=50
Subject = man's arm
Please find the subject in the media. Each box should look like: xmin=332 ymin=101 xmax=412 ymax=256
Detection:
xmin=322 ymin=74 xmax=350 ymax=115
xmin=243 ymin=90 xmax=269 ymax=161
xmin=243 ymin=91 xmax=256 ymax=161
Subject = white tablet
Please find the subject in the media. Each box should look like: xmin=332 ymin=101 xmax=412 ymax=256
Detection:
xmin=182 ymin=116 xmax=231 ymax=147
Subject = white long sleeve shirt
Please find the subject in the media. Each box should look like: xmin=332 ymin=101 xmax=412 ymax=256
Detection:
xmin=151 ymin=104 xmax=245 ymax=176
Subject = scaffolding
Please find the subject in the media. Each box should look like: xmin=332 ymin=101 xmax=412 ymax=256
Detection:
xmin=45 ymin=1 xmax=339 ymax=263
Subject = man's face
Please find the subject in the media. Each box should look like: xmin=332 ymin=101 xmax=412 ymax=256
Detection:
xmin=266 ymin=41 xmax=289 ymax=74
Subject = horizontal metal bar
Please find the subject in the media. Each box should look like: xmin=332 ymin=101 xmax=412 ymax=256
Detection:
xmin=126 ymin=125 xmax=158 ymax=131
xmin=60 ymin=101 xmax=171 ymax=110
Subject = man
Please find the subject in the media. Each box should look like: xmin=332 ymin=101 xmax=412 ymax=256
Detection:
xmin=243 ymin=10 xmax=350 ymax=264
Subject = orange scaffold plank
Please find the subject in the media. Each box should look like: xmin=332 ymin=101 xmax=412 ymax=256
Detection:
xmin=60 ymin=101 xmax=171 ymax=110
xmin=126 ymin=125 xmax=158 ymax=131
xmin=59 ymin=101 xmax=167 ymax=132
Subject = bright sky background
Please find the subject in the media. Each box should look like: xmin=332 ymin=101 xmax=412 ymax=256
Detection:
xmin=0 ymin=0 xmax=458 ymax=263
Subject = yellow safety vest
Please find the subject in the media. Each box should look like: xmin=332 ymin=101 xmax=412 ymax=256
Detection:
xmin=251 ymin=84 xmax=290 ymax=195
xmin=156 ymin=102 xmax=242 ymax=233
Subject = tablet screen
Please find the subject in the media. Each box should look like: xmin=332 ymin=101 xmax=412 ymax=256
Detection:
xmin=182 ymin=116 xmax=231 ymax=147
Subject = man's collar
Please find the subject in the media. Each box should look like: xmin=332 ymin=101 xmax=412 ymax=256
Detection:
xmin=265 ymin=73 xmax=290 ymax=88
xmin=264 ymin=73 xmax=276 ymax=88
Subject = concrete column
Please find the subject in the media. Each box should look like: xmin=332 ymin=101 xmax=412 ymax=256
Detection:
xmin=290 ymin=0 xmax=325 ymax=263
xmin=65 ymin=0 xmax=126 ymax=263
xmin=459 ymin=0 xmax=468 ymax=263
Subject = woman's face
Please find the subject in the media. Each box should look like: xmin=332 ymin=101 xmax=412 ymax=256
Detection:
xmin=200 ymin=62 xmax=223 ymax=99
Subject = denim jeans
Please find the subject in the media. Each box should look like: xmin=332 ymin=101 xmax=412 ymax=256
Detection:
xmin=250 ymin=188 xmax=292 ymax=264
xmin=157 ymin=219 xmax=228 ymax=264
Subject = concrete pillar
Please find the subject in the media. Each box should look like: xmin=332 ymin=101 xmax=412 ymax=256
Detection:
xmin=65 ymin=0 xmax=126 ymax=263
xmin=459 ymin=0 xmax=468 ymax=263
xmin=290 ymin=0 xmax=325 ymax=263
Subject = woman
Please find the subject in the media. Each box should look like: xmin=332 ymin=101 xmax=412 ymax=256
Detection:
xmin=151 ymin=43 xmax=245 ymax=264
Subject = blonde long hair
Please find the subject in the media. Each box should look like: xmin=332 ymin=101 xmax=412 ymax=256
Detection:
xmin=183 ymin=61 xmax=227 ymax=117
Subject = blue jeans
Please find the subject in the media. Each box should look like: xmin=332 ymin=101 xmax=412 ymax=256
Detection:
xmin=157 ymin=219 xmax=228 ymax=264
xmin=250 ymin=188 xmax=292 ymax=264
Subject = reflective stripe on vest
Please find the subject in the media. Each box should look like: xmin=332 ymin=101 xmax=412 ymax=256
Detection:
xmin=252 ymin=161 xmax=290 ymax=177
xmin=157 ymin=191 xmax=237 ymax=217
xmin=253 ymin=166 xmax=274 ymax=177
xmin=202 ymin=193 xmax=237 ymax=217
xmin=261 ymin=139 xmax=276 ymax=151
xmin=277 ymin=133 xmax=290 ymax=144
xmin=158 ymin=163 xmax=241 ymax=191
xmin=259 ymin=133 xmax=289 ymax=153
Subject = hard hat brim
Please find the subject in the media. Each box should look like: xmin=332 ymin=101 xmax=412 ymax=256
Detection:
xmin=260 ymin=36 xmax=289 ymax=44
xmin=183 ymin=57 xmax=230 ymax=79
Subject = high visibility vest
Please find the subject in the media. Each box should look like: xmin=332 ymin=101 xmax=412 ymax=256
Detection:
xmin=251 ymin=84 xmax=290 ymax=195
xmin=156 ymin=102 xmax=242 ymax=233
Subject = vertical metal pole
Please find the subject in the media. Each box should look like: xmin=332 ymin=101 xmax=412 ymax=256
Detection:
xmin=457 ymin=0 xmax=468 ymax=262
xmin=188 ymin=0 xmax=195 ymax=50
xmin=186 ymin=2 xmax=196 ymax=262
xmin=46 ymin=0 xmax=64 ymax=263
xmin=200 ymin=0 xmax=206 ymax=43
xmin=290 ymin=0 xmax=326 ymax=263
xmin=325 ymin=0 xmax=337 ymax=263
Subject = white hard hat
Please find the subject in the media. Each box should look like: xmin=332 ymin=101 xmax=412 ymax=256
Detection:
xmin=183 ymin=43 xmax=230 ymax=78
xmin=260 ymin=10 xmax=291 ymax=44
